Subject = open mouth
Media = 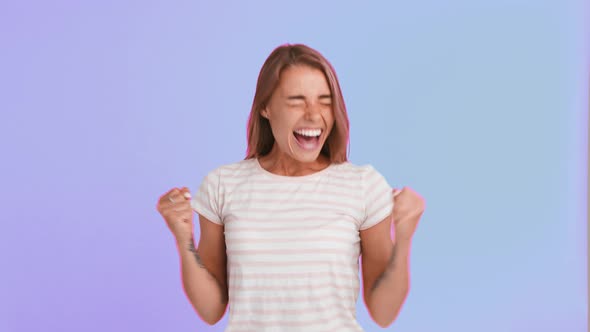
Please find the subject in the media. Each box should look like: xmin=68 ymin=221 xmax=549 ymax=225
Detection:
xmin=293 ymin=128 xmax=323 ymax=150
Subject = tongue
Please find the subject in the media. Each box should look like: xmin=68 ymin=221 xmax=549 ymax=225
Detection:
xmin=294 ymin=133 xmax=319 ymax=150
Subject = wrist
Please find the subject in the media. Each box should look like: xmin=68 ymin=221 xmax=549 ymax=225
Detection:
xmin=394 ymin=237 xmax=412 ymax=255
xmin=175 ymin=234 xmax=194 ymax=248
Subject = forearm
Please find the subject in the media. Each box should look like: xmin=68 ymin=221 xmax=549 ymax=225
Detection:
xmin=368 ymin=239 xmax=411 ymax=328
xmin=176 ymin=236 xmax=227 ymax=325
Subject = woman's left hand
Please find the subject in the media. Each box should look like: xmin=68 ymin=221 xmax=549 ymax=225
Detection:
xmin=391 ymin=187 xmax=425 ymax=243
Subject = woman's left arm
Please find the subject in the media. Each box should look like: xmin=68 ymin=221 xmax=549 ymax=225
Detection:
xmin=360 ymin=187 xmax=425 ymax=328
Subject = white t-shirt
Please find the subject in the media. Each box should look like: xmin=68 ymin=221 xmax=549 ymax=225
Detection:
xmin=191 ymin=158 xmax=394 ymax=332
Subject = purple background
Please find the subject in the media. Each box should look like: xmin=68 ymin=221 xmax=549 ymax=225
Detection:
xmin=1 ymin=1 xmax=588 ymax=331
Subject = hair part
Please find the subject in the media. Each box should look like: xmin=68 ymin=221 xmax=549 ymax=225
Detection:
xmin=245 ymin=44 xmax=350 ymax=163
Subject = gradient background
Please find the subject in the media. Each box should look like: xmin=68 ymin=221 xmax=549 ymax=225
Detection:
xmin=1 ymin=1 xmax=588 ymax=331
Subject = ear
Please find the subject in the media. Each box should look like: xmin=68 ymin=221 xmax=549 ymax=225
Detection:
xmin=260 ymin=107 xmax=270 ymax=119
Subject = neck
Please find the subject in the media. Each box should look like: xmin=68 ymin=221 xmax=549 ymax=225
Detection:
xmin=258 ymin=144 xmax=330 ymax=176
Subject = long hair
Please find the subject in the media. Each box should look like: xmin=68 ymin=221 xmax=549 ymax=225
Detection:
xmin=245 ymin=44 xmax=349 ymax=163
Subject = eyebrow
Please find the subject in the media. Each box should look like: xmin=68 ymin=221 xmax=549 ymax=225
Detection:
xmin=286 ymin=94 xmax=332 ymax=101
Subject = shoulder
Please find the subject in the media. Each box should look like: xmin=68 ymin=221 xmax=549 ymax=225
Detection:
xmin=330 ymin=161 xmax=382 ymax=180
xmin=206 ymin=158 xmax=257 ymax=176
xmin=330 ymin=162 xmax=391 ymax=195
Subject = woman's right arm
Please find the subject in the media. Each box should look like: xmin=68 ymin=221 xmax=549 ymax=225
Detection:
xmin=177 ymin=214 xmax=228 ymax=325
xmin=157 ymin=187 xmax=228 ymax=325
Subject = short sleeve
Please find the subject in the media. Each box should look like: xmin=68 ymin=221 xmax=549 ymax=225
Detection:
xmin=359 ymin=165 xmax=394 ymax=230
xmin=190 ymin=169 xmax=223 ymax=225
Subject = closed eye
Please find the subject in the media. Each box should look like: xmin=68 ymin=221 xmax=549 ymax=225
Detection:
xmin=287 ymin=102 xmax=305 ymax=107
xmin=319 ymin=95 xmax=332 ymax=106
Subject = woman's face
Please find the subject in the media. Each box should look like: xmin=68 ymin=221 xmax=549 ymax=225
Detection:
xmin=262 ymin=65 xmax=335 ymax=164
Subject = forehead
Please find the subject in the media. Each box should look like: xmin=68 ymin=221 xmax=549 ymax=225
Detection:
xmin=276 ymin=65 xmax=330 ymax=93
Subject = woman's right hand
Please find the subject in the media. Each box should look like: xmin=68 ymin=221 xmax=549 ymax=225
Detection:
xmin=157 ymin=187 xmax=194 ymax=243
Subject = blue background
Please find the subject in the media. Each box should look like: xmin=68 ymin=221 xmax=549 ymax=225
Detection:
xmin=1 ymin=1 xmax=588 ymax=331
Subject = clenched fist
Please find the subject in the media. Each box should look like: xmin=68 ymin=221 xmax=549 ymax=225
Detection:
xmin=156 ymin=187 xmax=194 ymax=243
xmin=391 ymin=187 xmax=425 ymax=243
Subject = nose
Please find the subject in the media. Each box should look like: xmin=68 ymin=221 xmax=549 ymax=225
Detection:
xmin=304 ymin=102 xmax=322 ymax=120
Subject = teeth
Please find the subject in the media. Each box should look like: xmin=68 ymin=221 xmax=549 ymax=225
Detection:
xmin=294 ymin=129 xmax=322 ymax=137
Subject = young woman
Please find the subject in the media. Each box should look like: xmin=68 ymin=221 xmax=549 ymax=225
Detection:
xmin=157 ymin=44 xmax=425 ymax=332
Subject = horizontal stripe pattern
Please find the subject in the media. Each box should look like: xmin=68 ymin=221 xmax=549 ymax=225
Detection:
xmin=192 ymin=158 xmax=392 ymax=331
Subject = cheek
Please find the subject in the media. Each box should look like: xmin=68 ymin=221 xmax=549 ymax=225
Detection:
xmin=324 ymin=110 xmax=335 ymax=127
xmin=269 ymin=114 xmax=295 ymax=136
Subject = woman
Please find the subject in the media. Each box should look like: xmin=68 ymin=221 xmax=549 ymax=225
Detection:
xmin=157 ymin=44 xmax=425 ymax=331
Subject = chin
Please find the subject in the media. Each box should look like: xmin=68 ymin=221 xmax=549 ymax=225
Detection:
xmin=293 ymin=152 xmax=322 ymax=163
xmin=291 ymin=143 xmax=326 ymax=163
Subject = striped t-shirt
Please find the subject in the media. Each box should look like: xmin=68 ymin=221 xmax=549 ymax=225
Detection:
xmin=191 ymin=158 xmax=394 ymax=332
